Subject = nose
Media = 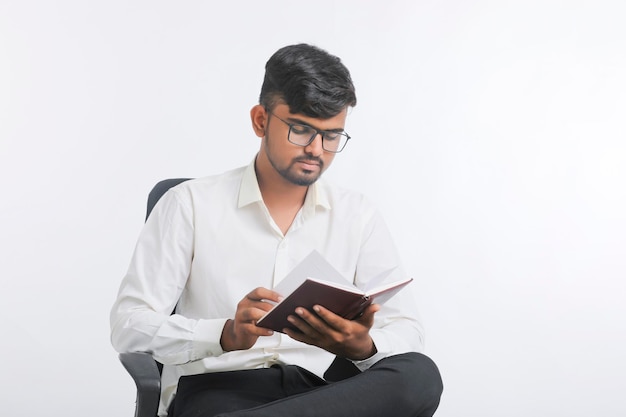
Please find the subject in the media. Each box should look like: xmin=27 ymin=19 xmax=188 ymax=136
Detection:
xmin=304 ymin=133 xmax=324 ymax=156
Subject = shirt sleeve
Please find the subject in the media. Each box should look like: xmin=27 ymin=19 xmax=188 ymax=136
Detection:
xmin=351 ymin=208 xmax=426 ymax=370
xmin=109 ymin=186 xmax=226 ymax=365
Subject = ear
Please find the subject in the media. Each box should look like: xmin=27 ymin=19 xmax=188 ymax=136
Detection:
xmin=250 ymin=105 xmax=267 ymax=138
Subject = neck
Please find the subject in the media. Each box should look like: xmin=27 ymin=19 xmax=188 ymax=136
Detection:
xmin=254 ymin=154 xmax=310 ymax=235
xmin=255 ymin=155 xmax=308 ymax=207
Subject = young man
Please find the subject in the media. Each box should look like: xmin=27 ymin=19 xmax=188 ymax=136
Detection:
xmin=111 ymin=43 xmax=443 ymax=417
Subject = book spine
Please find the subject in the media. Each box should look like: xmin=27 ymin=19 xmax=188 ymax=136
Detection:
xmin=345 ymin=296 xmax=372 ymax=320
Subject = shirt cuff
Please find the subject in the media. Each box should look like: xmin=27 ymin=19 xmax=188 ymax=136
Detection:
xmin=191 ymin=318 xmax=228 ymax=360
xmin=349 ymin=330 xmax=392 ymax=371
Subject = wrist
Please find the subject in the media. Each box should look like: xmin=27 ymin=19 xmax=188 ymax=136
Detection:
xmin=220 ymin=319 xmax=235 ymax=352
xmin=350 ymin=339 xmax=377 ymax=361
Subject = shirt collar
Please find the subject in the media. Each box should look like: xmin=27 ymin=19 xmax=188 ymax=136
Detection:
xmin=238 ymin=159 xmax=263 ymax=208
xmin=238 ymin=157 xmax=331 ymax=211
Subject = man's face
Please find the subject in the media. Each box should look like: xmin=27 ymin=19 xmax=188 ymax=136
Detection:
xmin=262 ymin=104 xmax=347 ymax=186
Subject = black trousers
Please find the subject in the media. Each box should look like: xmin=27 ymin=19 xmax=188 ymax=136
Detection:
xmin=169 ymin=352 xmax=443 ymax=417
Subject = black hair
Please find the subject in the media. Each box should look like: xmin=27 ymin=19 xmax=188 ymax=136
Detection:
xmin=259 ymin=43 xmax=357 ymax=118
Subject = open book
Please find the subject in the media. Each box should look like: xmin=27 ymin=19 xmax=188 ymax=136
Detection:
xmin=255 ymin=251 xmax=413 ymax=333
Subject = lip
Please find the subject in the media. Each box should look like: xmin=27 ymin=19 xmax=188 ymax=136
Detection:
xmin=297 ymin=160 xmax=320 ymax=170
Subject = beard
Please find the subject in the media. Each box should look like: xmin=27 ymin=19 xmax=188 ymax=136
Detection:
xmin=268 ymin=154 xmax=325 ymax=186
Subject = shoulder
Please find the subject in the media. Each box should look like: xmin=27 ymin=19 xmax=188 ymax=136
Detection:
xmin=169 ymin=166 xmax=245 ymax=197
xmin=153 ymin=166 xmax=247 ymax=216
xmin=317 ymin=179 xmax=379 ymax=218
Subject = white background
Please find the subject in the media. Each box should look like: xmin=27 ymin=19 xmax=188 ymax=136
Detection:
xmin=1 ymin=1 xmax=625 ymax=416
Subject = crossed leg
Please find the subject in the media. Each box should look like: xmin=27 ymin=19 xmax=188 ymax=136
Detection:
xmin=170 ymin=352 xmax=443 ymax=417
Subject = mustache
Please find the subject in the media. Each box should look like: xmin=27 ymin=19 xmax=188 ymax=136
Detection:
xmin=293 ymin=156 xmax=323 ymax=167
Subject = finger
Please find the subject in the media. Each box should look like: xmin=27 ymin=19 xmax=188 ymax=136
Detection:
xmin=354 ymin=304 xmax=380 ymax=327
xmin=305 ymin=305 xmax=345 ymax=330
xmin=240 ymin=288 xmax=282 ymax=313
xmin=283 ymin=316 xmax=322 ymax=345
xmin=283 ymin=326 xmax=308 ymax=343
xmin=294 ymin=306 xmax=343 ymax=335
xmin=239 ymin=307 xmax=268 ymax=322
xmin=247 ymin=287 xmax=282 ymax=303
xmin=286 ymin=312 xmax=318 ymax=336
xmin=250 ymin=299 xmax=279 ymax=313
xmin=242 ymin=321 xmax=274 ymax=336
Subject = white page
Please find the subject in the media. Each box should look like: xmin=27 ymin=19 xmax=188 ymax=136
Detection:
xmin=363 ymin=266 xmax=399 ymax=293
xmin=274 ymin=250 xmax=401 ymax=296
xmin=273 ymin=250 xmax=351 ymax=297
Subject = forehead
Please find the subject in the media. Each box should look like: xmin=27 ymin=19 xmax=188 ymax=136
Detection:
xmin=273 ymin=104 xmax=348 ymax=131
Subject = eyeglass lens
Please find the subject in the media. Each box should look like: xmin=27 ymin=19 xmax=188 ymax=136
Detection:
xmin=289 ymin=125 xmax=348 ymax=153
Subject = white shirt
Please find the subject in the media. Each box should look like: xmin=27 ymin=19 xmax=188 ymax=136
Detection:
xmin=110 ymin=159 xmax=425 ymax=416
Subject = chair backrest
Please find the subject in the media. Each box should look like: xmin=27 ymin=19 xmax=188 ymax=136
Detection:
xmin=146 ymin=178 xmax=192 ymax=220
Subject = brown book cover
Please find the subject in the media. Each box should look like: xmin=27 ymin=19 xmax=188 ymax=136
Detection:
xmin=256 ymin=275 xmax=413 ymax=333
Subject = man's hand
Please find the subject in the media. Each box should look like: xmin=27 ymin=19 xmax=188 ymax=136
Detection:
xmin=283 ymin=303 xmax=380 ymax=361
xmin=220 ymin=287 xmax=281 ymax=352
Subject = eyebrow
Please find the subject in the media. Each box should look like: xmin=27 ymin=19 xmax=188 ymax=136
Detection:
xmin=285 ymin=116 xmax=346 ymax=133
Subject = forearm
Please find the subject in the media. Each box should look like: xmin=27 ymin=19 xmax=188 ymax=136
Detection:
xmin=110 ymin=308 xmax=227 ymax=365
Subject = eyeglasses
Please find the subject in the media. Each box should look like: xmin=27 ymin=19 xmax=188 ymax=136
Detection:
xmin=268 ymin=112 xmax=351 ymax=153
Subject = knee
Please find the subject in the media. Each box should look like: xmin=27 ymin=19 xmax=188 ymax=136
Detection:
xmin=410 ymin=353 xmax=443 ymax=398
xmin=377 ymin=352 xmax=443 ymax=414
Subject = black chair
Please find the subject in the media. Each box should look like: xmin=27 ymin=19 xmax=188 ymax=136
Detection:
xmin=119 ymin=178 xmax=360 ymax=417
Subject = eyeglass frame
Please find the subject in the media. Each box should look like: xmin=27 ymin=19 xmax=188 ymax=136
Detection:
xmin=266 ymin=110 xmax=351 ymax=153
